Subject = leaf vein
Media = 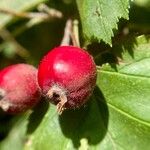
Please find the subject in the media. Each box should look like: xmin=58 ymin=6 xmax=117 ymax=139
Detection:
xmin=119 ymin=57 xmax=150 ymax=71
xmin=107 ymin=102 xmax=150 ymax=127
xmin=98 ymin=69 xmax=150 ymax=80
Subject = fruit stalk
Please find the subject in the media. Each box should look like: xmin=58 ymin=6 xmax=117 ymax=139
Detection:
xmin=60 ymin=19 xmax=72 ymax=46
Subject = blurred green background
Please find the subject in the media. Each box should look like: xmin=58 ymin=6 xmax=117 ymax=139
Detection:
xmin=0 ymin=0 xmax=150 ymax=149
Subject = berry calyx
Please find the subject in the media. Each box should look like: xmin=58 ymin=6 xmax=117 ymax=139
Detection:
xmin=38 ymin=46 xmax=97 ymax=114
xmin=0 ymin=64 xmax=41 ymax=114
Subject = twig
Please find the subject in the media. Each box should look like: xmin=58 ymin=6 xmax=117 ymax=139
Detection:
xmin=0 ymin=28 xmax=29 ymax=58
xmin=38 ymin=3 xmax=63 ymax=18
xmin=72 ymin=19 xmax=80 ymax=47
xmin=60 ymin=19 xmax=72 ymax=46
xmin=61 ymin=19 xmax=81 ymax=47
xmin=0 ymin=8 xmax=48 ymax=19
xmin=0 ymin=5 xmax=63 ymax=20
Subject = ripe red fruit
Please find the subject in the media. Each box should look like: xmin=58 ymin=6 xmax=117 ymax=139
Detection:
xmin=38 ymin=46 xmax=97 ymax=114
xmin=0 ymin=64 xmax=41 ymax=114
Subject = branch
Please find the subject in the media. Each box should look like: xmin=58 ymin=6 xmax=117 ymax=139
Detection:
xmin=0 ymin=4 xmax=63 ymax=20
xmin=60 ymin=19 xmax=72 ymax=46
xmin=0 ymin=28 xmax=29 ymax=58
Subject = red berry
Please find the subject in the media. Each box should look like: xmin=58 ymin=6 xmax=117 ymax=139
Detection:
xmin=38 ymin=46 xmax=97 ymax=114
xmin=0 ymin=64 xmax=41 ymax=114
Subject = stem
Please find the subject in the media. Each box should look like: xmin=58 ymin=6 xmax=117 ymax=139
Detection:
xmin=0 ymin=8 xmax=47 ymax=19
xmin=38 ymin=4 xmax=63 ymax=19
xmin=72 ymin=19 xmax=80 ymax=47
xmin=60 ymin=19 xmax=72 ymax=46
xmin=0 ymin=7 xmax=63 ymax=20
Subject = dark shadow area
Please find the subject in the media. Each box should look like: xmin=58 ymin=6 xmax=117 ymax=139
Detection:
xmin=27 ymin=99 xmax=49 ymax=134
xmin=111 ymin=34 xmax=137 ymax=59
xmin=0 ymin=94 xmax=35 ymax=142
xmin=129 ymin=2 xmax=150 ymax=33
xmin=88 ymin=33 xmax=138 ymax=72
xmin=59 ymin=86 xmax=109 ymax=148
xmin=0 ymin=109 xmax=13 ymax=141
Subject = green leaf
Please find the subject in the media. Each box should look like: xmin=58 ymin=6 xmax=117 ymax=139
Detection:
xmin=76 ymin=0 xmax=129 ymax=45
xmin=25 ymin=35 xmax=150 ymax=150
xmin=98 ymin=35 xmax=150 ymax=123
xmin=0 ymin=0 xmax=47 ymax=29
